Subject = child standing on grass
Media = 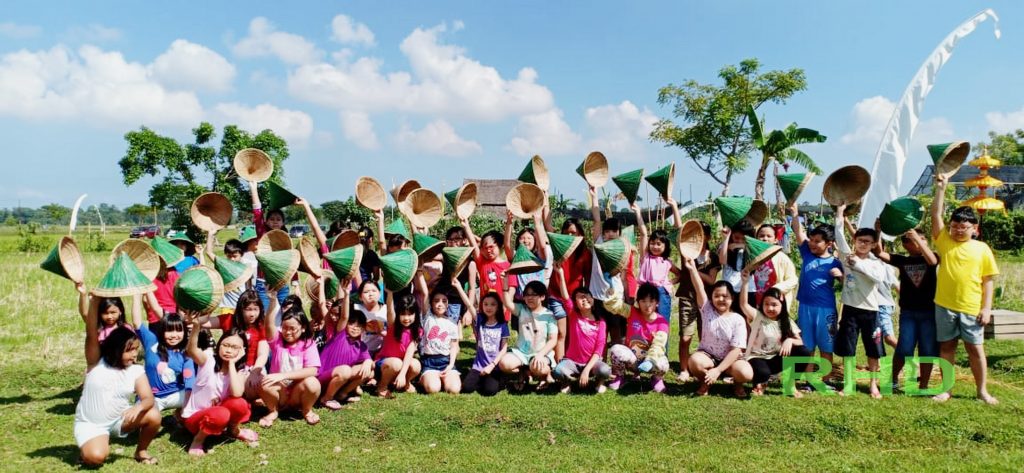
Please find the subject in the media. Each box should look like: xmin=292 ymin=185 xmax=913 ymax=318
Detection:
xmin=259 ymin=289 xmax=322 ymax=427
xmin=608 ymin=283 xmax=671 ymax=393
xmin=317 ymin=283 xmax=374 ymax=409
xmin=75 ymin=293 xmax=161 ymax=466
xmin=499 ymin=280 xmax=558 ymax=391
xmin=376 ymin=290 xmax=423 ymax=398
xmin=588 ymin=185 xmax=637 ymax=346
xmin=931 ymin=174 xmax=999 ymax=405
xmin=463 ymin=292 xmax=509 ymax=396
xmin=834 ymin=204 xmax=889 ymax=399
xmin=688 ymin=266 xmax=753 ymax=397
xmin=416 ymin=272 xmax=463 ymax=395
xmin=543 ymin=216 xmax=592 ymax=361
xmin=738 ymin=275 xmax=811 ymax=397
xmin=131 ymin=308 xmax=194 ymax=413
xmin=633 ymin=198 xmax=683 ymax=327
xmin=553 ymin=285 xmax=611 ymax=394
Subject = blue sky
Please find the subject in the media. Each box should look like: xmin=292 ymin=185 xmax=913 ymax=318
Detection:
xmin=2 ymin=1 xmax=1020 ymax=210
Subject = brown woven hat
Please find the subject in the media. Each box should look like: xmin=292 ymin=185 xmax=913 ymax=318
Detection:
xmin=823 ymin=165 xmax=871 ymax=206
xmin=449 ymin=182 xmax=478 ymax=220
xmin=233 ymin=148 xmax=274 ymax=183
xmin=576 ymin=151 xmax=609 ymax=187
xmin=39 ymin=236 xmax=84 ymax=283
xmin=190 ymin=192 xmax=233 ymax=232
xmin=296 ymin=236 xmax=323 ymax=277
xmin=677 ymin=219 xmax=705 ymax=260
xmin=505 ymin=183 xmax=546 ymax=219
xmin=400 ymin=188 xmax=443 ymax=229
xmin=392 ymin=179 xmax=422 ymax=207
xmin=330 ymin=229 xmax=361 ymax=251
xmin=355 ymin=176 xmax=387 ymax=211
xmin=518 ymin=155 xmax=550 ymax=191
xmin=257 ymin=229 xmax=292 ymax=254
xmin=305 ymin=271 xmax=341 ymax=303
xmin=109 ymin=239 xmax=162 ymax=281
xmin=747 ymin=199 xmax=769 ymax=227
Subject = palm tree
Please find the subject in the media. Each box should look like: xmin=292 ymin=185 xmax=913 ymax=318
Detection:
xmin=747 ymin=105 xmax=826 ymax=201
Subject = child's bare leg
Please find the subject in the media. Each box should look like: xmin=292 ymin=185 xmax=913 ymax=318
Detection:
xmin=688 ymin=352 xmax=715 ymax=395
xmin=964 ymin=342 xmax=998 ymax=405
xmin=421 ymin=371 xmax=442 ymax=394
xmin=121 ymin=406 xmax=161 ymax=463
xmin=932 ymin=340 xmax=958 ymax=402
xmin=404 ymin=359 xmax=422 ymax=392
xmin=442 ymin=371 xmax=462 ymax=394
xmin=868 ymin=358 xmax=882 ymax=399
xmin=321 ymin=366 xmax=352 ymax=403
xmin=79 ymin=436 xmax=110 ymax=466
xmin=730 ymin=360 xmax=753 ymax=397
xmin=338 ymin=372 xmax=365 ymax=399
xmin=189 ymin=431 xmax=209 ymax=455
xmin=259 ymin=384 xmax=282 ymax=426
xmin=678 ymin=335 xmax=693 ymax=381
xmin=291 ymin=377 xmax=321 ymax=424
xmin=377 ymin=359 xmax=401 ymax=395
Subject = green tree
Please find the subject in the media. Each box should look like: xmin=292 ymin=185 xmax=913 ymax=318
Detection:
xmin=320 ymin=198 xmax=375 ymax=229
xmin=124 ymin=204 xmax=153 ymax=225
xmin=40 ymin=203 xmax=70 ymax=225
xmin=976 ymin=129 xmax=1024 ymax=165
xmin=119 ymin=122 xmax=290 ymax=239
xmin=746 ymin=105 xmax=826 ymax=201
xmin=651 ymin=58 xmax=808 ymax=195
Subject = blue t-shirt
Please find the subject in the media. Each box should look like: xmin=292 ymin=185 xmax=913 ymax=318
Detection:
xmin=138 ymin=325 xmax=195 ymax=398
xmin=174 ymin=255 xmax=201 ymax=274
xmin=472 ymin=316 xmax=510 ymax=371
xmin=796 ymin=241 xmax=843 ymax=308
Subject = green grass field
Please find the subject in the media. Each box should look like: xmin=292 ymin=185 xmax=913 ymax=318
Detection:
xmin=2 ymin=232 xmax=1023 ymax=472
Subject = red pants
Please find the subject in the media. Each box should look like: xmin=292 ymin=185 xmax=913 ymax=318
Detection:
xmin=183 ymin=397 xmax=251 ymax=436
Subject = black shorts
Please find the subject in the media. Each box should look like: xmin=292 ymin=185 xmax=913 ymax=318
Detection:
xmin=834 ymin=306 xmax=885 ymax=359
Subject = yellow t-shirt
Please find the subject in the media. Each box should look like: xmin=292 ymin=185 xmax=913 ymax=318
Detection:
xmin=933 ymin=231 xmax=999 ymax=315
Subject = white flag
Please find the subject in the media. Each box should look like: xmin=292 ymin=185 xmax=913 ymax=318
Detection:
xmin=858 ymin=9 xmax=1000 ymax=232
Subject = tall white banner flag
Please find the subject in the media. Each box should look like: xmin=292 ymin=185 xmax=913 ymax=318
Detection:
xmin=858 ymin=9 xmax=1000 ymax=232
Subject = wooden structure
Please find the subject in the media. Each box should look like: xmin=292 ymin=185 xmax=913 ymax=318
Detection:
xmin=986 ymin=309 xmax=1024 ymax=340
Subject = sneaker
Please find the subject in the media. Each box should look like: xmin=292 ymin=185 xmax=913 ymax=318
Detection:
xmin=651 ymin=377 xmax=666 ymax=393
xmin=608 ymin=376 xmax=624 ymax=391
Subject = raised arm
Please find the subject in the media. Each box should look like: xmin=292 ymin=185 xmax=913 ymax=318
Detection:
xmin=77 ymin=282 xmax=89 ymax=321
xmin=738 ymin=272 xmax=756 ymax=323
xmin=911 ymin=230 xmax=938 ymax=266
xmin=789 ymin=202 xmax=807 ymax=246
xmin=265 ymin=288 xmax=280 ymax=341
xmin=685 ymin=257 xmax=707 ymax=309
xmin=872 ymin=218 xmax=892 ymax=263
xmin=499 ymin=270 xmax=515 ymax=312
xmin=297 ymin=197 xmax=328 ymax=250
xmin=250 ymin=180 xmax=265 ymax=237
xmin=666 ymin=197 xmax=682 ymax=230
xmin=84 ymin=292 xmax=101 ymax=369
xmin=451 ymin=275 xmax=477 ymax=320
xmin=503 ymin=210 xmax=515 ymax=261
xmin=533 ymin=209 xmax=549 ymax=262
xmin=461 ymin=216 xmax=482 ymax=261
xmin=931 ymin=174 xmax=947 ymax=240
xmin=375 ymin=209 xmax=386 ymax=254
xmin=589 ymin=185 xmax=602 ymax=241
xmin=542 ymin=198 xmax=554 ymax=232
xmin=385 ymin=289 xmax=396 ymax=328
xmin=717 ymin=227 xmax=730 ymax=271
xmin=633 ymin=202 xmax=648 ymax=258
xmin=333 ymin=285 xmax=350 ymax=334
xmin=205 ymin=230 xmax=217 ymax=263
xmin=186 ymin=315 xmax=207 ymax=366
xmin=833 ymin=203 xmax=852 ymax=257
xmin=130 ymin=293 xmax=145 ymax=329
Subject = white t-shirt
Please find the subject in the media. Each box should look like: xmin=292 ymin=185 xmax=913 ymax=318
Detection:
xmin=355 ymin=303 xmax=388 ymax=354
xmin=420 ymin=314 xmax=460 ymax=356
xmin=697 ymin=301 xmax=747 ymax=360
xmin=589 ymin=236 xmax=624 ymax=301
xmin=745 ymin=312 xmax=802 ymax=360
xmin=74 ymin=361 xmax=145 ymax=425
xmin=182 ymin=349 xmax=230 ymax=419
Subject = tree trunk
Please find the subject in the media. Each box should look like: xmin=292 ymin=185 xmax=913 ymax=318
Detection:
xmin=753 ymin=152 xmax=771 ymax=201
xmin=721 ymin=167 xmax=734 ymax=196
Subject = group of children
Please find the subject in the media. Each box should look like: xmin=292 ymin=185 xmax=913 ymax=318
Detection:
xmin=71 ymin=173 xmax=1001 ymax=466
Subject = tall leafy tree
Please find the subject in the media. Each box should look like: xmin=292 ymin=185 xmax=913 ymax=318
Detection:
xmin=650 ymin=59 xmax=807 ymax=195
xmin=746 ymin=105 xmax=826 ymax=200
xmin=976 ymin=129 xmax=1024 ymax=165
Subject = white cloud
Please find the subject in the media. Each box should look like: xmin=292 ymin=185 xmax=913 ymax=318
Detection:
xmin=212 ymin=102 xmax=314 ymax=144
xmin=394 ymin=119 xmax=482 ymax=156
xmin=232 ymin=17 xmax=321 ymax=65
xmin=339 ymin=110 xmax=379 ymax=150
xmin=509 ymin=109 xmax=581 ymax=157
xmin=150 ymin=39 xmax=236 ymax=92
xmin=330 ymin=15 xmax=375 ymax=46
xmin=840 ymin=95 xmax=954 ymax=150
xmin=985 ymin=107 xmax=1024 ymax=133
xmin=63 ymin=24 xmax=121 ymax=43
xmin=583 ymin=100 xmax=658 ymax=159
xmin=0 ymin=22 xmax=41 ymax=39
xmin=0 ymin=45 xmax=203 ymax=127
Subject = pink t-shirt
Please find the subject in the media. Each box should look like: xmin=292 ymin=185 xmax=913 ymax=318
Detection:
xmin=565 ymin=310 xmax=607 ymax=365
xmin=181 ymin=350 xmax=229 ymax=419
xmin=375 ymin=328 xmax=420 ymax=361
xmin=625 ymin=307 xmax=669 ymax=355
xmin=268 ymin=333 xmax=320 ymax=374
xmin=639 ymin=254 xmax=674 ymax=288
xmin=697 ymin=301 xmax=747 ymax=360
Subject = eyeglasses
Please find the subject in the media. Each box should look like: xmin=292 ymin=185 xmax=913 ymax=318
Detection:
xmin=950 ymin=222 xmax=975 ymax=231
xmin=220 ymin=343 xmax=244 ymax=350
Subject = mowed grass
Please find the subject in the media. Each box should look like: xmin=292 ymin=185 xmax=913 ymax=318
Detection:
xmin=2 ymin=235 xmax=1024 ymax=472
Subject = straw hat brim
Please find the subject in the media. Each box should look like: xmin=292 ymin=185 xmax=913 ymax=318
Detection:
xmin=401 ymin=189 xmax=443 ymax=229
xmin=678 ymin=220 xmax=705 ymax=260
xmin=233 ymin=148 xmax=274 ymax=183
xmin=215 ymin=257 xmax=255 ymax=293
xmin=297 ymin=236 xmax=323 ymax=277
xmin=305 ymin=273 xmax=341 ymax=303
xmin=823 ymin=165 xmax=871 ymax=206
xmin=110 ymin=239 xmax=162 ymax=281
xmin=40 ymin=236 xmax=85 ymax=283
xmin=355 ymin=176 xmax=387 ymax=211
xmin=743 ymin=244 xmax=783 ymax=273
xmin=257 ymin=229 xmax=293 ymax=254
xmin=507 ymin=260 xmax=544 ymax=275
xmin=506 ymin=183 xmax=546 ymax=219
xmin=416 ymin=241 xmax=445 ymax=264
xmin=331 ymin=229 xmax=361 ymax=251
xmin=580 ymin=151 xmax=609 ymax=187
xmin=934 ymin=141 xmax=971 ymax=178
xmin=190 ymin=192 xmax=233 ymax=232
xmin=392 ymin=180 xmax=422 ymax=206
xmin=455 ymin=182 xmax=478 ymax=219
xmin=746 ymin=199 xmax=769 ymax=226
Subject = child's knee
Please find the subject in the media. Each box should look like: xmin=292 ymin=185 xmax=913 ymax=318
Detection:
xmin=143 ymin=406 xmax=162 ymax=426
xmin=302 ymin=377 xmax=322 ymax=395
xmin=80 ymin=441 xmax=109 ymax=466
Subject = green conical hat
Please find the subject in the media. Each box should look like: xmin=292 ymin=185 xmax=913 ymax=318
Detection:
xmin=266 ymin=181 xmax=299 ymax=211
xmin=444 ymin=188 xmax=459 ymax=209
xmin=173 ymin=266 xmax=225 ymax=314
xmin=214 ymin=256 xmax=254 ymax=293
xmin=714 ymin=196 xmax=754 ymax=228
xmin=576 ymin=151 xmax=609 ymax=187
xmin=611 ymin=169 xmax=644 ymax=204
xmin=305 ymin=271 xmax=341 ymax=303
xmin=594 ymin=238 xmax=630 ymax=276
xmin=517 ymin=155 xmax=550 ymax=191
xmin=255 ymin=249 xmax=300 ymax=292
xmin=927 ymin=141 xmax=970 ymax=179
xmin=40 ymin=236 xmax=84 ymax=283
xmin=330 ymin=229 xmax=360 ymax=251
xmin=507 ymin=245 xmax=543 ymax=275
xmin=238 ymin=226 xmax=257 ymax=243
xmin=384 ymin=218 xmax=411 ymax=241
xmin=92 ymin=252 xmax=157 ymax=297
xmin=150 ymin=236 xmax=185 ymax=267
xmin=879 ymin=197 xmax=925 ymax=236
xmin=777 ymin=173 xmax=815 ymax=204
xmin=644 ymin=163 xmax=675 ymax=199
xmin=441 ymin=246 xmax=473 ymax=277
xmin=547 ymin=232 xmax=583 ymax=264
xmin=621 ymin=225 xmax=636 ymax=246
xmin=380 ymin=249 xmax=419 ymax=291
xmin=742 ymin=236 xmax=783 ymax=273
xmin=412 ymin=233 xmax=444 ymax=263
xmin=324 ymin=245 xmax=364 ymax=280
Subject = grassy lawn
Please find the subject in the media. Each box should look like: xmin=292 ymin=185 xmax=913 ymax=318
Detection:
xmin=1 ymin=233 xmax=1023 ymax=471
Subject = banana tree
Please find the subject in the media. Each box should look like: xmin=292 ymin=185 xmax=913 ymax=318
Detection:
xmin=747 ymin=105 xmax=826 ymax=201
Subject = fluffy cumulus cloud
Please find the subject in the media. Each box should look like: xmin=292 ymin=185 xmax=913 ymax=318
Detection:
xmin=583 ymin=101 xmax=658 ymax=159
xmin=509 ymin=109 xmax=582 ymax=157
xmin=840 ymin=96 xmax=954 ymax=150
xmin=150 ymin=39 xmax=236 ymax=92
xmin=394 ymin=119 xmax=482 ymax=156
xmin=331 ymin=15 xmax=375 ymax=46
xmin=0 ymin=22 xmax=42 ymax=39
xmin=339 ymin=110 xmax=379 ymax=150
xmin=985 ymin=107 xmax=1024 ymax=133
xmin=232 ymin=17 xmax=321 ymax=65
xmin=213 ymin=102 xmax=314 ymax=144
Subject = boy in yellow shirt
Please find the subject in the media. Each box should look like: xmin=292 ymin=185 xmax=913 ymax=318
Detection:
xmin=931 ymin=174 xmax=999 ymax=405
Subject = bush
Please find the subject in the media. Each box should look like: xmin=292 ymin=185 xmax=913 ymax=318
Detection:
xmin=16 ymin=224 xmax=49 ymax=253
xmin=980 ymin=210 xmax=1024 ymax=253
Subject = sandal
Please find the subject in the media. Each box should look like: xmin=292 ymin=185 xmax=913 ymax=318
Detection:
xmin=322 ymin=400 xmax=344 ymax=411
xmin=235 ymin=428 xmax=259 ymax=443
xmin=304 ymin=410 xmax=321 ymax=425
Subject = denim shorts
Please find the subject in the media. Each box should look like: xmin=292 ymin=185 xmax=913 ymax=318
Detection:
xmin=877 ymin=305 xmax=895 ymax=338
xmin=421 ymin=354 xmax=453 ymax=373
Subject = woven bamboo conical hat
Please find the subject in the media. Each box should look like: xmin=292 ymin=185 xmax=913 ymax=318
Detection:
xmin=380 ymin=249 xmax=419 ymax=291
xmin=296 ymin=236 xmax=323 ymax=277
xmin=678 ymin=219 xmax=705 ymax=260
xmin=412 ymin=233 xmax=445 ymax=263
xmin=39 ymin=236 xmax=84 ymax=283
xmin=233 ymin=148 xmax=273 ymax=183
xmin=445 ymin=182 xmax=478 ymax=219
xmin=330 ymin=229 xmax=361 ymax=251
xmin=927 ymin=141 xmax=971 ymax=179
xmin=150 ymin=236 xmax=185 ymax=267
xmin=109 ymin=239 xmax=162 ymax=281
xmin=507 ymin=245 xmax=544 ymax=275
xmin=384 ymin=218 xmax=412 ymax=241
xmin=742 ymin=236 xmax=783 ymax=273
xmin=305 ymin=271 xmax=341 ymax=303
xmin=518 ymin=155 xmax=550 ymax=191
xmin=880 ymin=197 xmax=925 ymax=236
xmin=644 ymin=163 xmax=675 ymax=200
xmin=92 ymin=251 xmax=157 ymax=297
xmin=611 ymin=169 xmax=644 ymax=204
xmin=355 ymin=176 xmax=387 ymax=211
xmin=620 ymin=225 xmax=636 ymax=247
xmin=213 ymin=255 xmax=254 ymax=293
xmin=777 ymin=173 xmax=815 ymax=204
xmin=266 ymin=181 xmax=299 ymax=212
xmin=324 ymin=245 xmax=364 ymax=280
xmin=238 ymin=226 xmax=257 ymax=244
xmin=391 ymin=180 xmax=422 ymax=207
xmin=594 ymin=238 xmax=630 ymax=276
xmin=547 ymin=232 xmax=583 ymax=264
xmin=174 ymin=266 xmax=225 ymax=314
xmin=822 ymin=165 xmax=871 ymax=206
xmin=256 ymin=249 xmax=300 ymax=292
xmin=505 ymin=183 xmax=545 ymax=219
xmin=576 ymin=151 xmax=609 ymax=187
xmin=401 ymin=188 xmax=443 ymax=229
xmin=747 ymin=199 xmax=769 ymax=227
xmin=714 ymin=196 xmax=755 ymax=228
xmin=257 ymin=229 xmax=293 ymax=254
xmin=441 ymin=246 xmax=473 ymax=278
xmin=190 ymin=192 xmax=233 ymax=232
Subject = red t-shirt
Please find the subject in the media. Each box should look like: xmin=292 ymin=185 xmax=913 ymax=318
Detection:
xmin=218 ymin=314 xmax=266 ymax=367
xmin=147 ymin=269 xmax=179 ymax=323
xmin=476 ymin=256 xmax=517 ymax=320
xmin=550 ymin=248 xmax=591 ymax=300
